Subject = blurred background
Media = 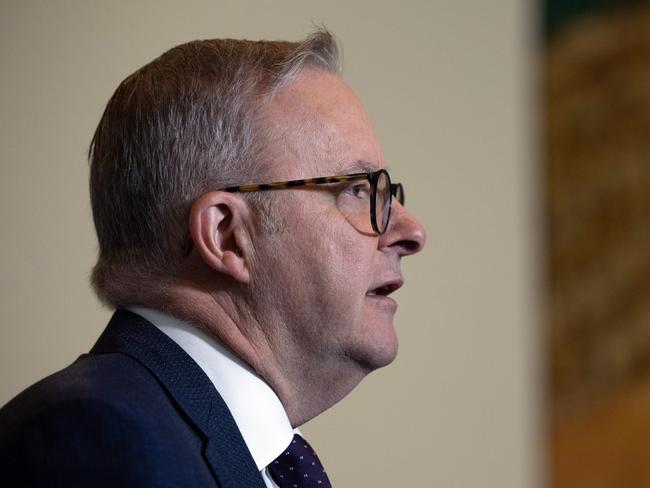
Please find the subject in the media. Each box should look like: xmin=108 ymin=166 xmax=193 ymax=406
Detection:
xmin=544 ymin=0 xmax=650 ymax=486
xmin=0 ymin=1 xmax=647 ymax=487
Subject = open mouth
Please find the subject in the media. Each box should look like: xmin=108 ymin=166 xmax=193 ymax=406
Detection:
xmin=366 ymin=280 xmax=403 ymax=297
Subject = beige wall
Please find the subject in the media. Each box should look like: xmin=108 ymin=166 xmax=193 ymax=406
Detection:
xmin=0 ymin=1 xmax=540 ymax=487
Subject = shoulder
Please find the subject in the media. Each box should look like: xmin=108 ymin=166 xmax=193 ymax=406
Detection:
xmin=0 ymin=353 xmax=214 ymax=487
xmin=1 ymin=353 xmax=170 ymax=431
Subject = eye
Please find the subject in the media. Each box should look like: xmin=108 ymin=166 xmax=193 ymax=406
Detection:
xmin=344 ymin=181 xmax=371 ymax=200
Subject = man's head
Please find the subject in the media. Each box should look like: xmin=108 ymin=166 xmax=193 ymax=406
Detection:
xmin=90 ymin=30 xmax=339 ymax=303
xmin=90 ymin=30 xmax=425 ymax=424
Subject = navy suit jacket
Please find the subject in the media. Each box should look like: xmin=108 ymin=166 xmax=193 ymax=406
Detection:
xmin=0 ymin=310 xmax=267 ymax=488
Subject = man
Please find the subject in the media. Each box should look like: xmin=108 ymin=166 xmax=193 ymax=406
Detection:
xmin=0 ymin=29 xmax=425 ymax=487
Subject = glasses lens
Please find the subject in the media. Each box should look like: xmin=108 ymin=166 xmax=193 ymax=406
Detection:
xmin=375 ymin=171 xmax=391 ymax=233
xmin=336 ymin=177 xmax=374 ymax=234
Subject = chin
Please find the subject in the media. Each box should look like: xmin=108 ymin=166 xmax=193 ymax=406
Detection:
xmin=371 ymin=337 xmax=399 ymax=369
xmin=351 ymin=326 xmax=399 ymax=372
xmin=356 ymin=304 xmax=400 ymax=368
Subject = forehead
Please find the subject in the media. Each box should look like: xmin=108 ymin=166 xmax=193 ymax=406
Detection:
xmin=259 ymin=70 xmax=385 ymax=177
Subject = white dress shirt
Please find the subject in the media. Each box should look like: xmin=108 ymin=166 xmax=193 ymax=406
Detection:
xmin=129 ymin=307 xmax=295 ymax=488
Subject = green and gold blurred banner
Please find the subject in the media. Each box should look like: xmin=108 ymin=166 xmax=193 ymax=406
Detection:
xmin=543 ymin=1 xmax=650 ymax=486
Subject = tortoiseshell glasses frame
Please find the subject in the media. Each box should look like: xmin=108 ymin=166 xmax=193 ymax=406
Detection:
xmin=217 ymin=169 xmax=404 ymax=235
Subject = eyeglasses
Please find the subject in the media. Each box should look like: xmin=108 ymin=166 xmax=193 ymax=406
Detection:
xmin=217 ymin=169 xmax=404 ymax=235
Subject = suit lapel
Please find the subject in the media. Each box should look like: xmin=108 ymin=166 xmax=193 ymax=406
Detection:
xmin=91 ymin=310 xmax=266 ymax=488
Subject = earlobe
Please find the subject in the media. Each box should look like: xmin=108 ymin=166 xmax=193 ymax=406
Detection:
xmin=189 ymin=192 xmax=251 ymax=284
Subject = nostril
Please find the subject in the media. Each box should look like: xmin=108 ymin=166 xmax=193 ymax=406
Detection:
xmin=397 ymin=239 xmax=421 ymax=255
xmin=407 ymin=240 xmax=420 ymax=252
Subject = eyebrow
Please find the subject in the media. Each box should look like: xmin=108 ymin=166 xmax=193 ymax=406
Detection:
xmin=343 ymin=160 xmax=389 ymax=173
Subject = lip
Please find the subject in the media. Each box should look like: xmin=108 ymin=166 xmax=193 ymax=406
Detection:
xmin=366 ymin=278 xmax=404 ymax=298
xmin=365 ymin=293 xmax=398 ymax=312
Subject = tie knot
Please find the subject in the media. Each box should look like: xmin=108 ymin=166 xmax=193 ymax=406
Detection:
xmin=268 ymin=434 xmax=332 ymax=488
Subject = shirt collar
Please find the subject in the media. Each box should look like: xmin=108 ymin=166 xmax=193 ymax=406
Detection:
xmin=128 ymin=307 xmax=295 ymax=471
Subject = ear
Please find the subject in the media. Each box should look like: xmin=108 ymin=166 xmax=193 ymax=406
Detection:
xmin=189 ymin=192 xmax=251 ymax=284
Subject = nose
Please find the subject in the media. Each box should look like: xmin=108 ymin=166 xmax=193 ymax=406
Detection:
xmin=378 ymin=201 xmax=426 ymax=256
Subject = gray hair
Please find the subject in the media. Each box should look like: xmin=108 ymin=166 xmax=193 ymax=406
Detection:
xmin=89 ymin=29 xmax=340 ymax=307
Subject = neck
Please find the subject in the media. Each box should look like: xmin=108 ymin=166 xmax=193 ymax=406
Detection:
xmin=142 ymin=278 xmax=366 ymax=427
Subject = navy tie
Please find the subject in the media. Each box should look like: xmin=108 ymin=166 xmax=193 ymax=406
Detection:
xmin=268 ymin=433 xmax=333 ymax=488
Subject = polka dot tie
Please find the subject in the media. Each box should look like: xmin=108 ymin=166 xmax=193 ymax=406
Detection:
xmin=268 ymin=433 xmax=333 ymax=488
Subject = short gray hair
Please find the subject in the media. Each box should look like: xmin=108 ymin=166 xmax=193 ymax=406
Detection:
xmin=89 ymin=29 xmax=340 ymax=307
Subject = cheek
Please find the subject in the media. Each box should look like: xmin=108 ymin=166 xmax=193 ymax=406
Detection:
xmin=279 ymin=197 xmax=378 ymax=307
xmin=314 ymin=237 xmax=378 ymax=323
xmin=335 ymin=242 xmax=373 ymax=292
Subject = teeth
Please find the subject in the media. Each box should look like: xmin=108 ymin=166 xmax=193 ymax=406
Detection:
xmin=367 ymin=290 xmax=377 ymax=296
